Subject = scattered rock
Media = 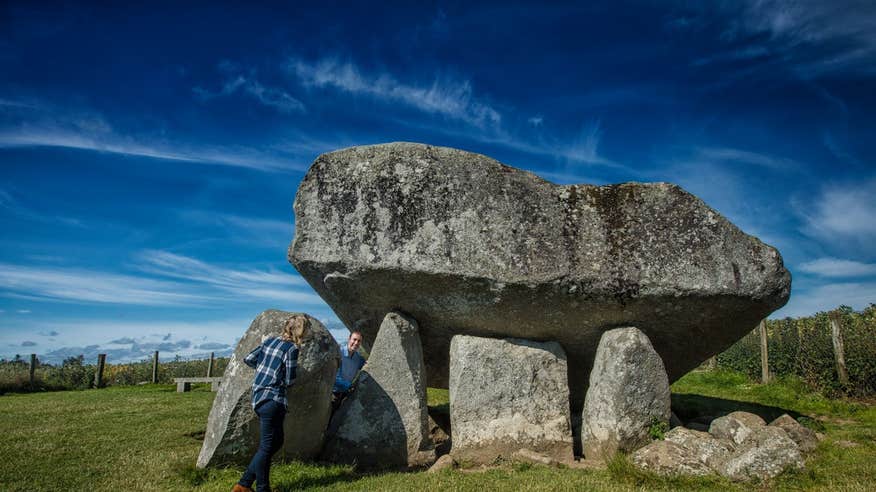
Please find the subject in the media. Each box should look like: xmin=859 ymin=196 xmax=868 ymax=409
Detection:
xmin=709 ymin=411 xmax=766 ymax=447
xmin=511 ymin=448 xmax=561 ymax=466
xmin=581 ymin=327 xmax=670 ymax=461
xmin=322 ymin=312 xmax=434 ymax=468
xmin=716 ymin=426 xmax=803 ymax=481
xmin=197 ymin=310 xmax=339 ymax=468
xmin=427 ymin=454 xmax=457 ymax=473
xmin=835 ymin=439 xmax=858 ymax=448
xmin=769 ymin=414 xmax=818 ymax=452
xmin=664 ymin=427 xmax=731 ymax=468
xmin=449 ymin=335 xmax=573 ymax=464
xmin=631 ymin=440 xmax=713 ymax=476
xmin=289 ymin=142 xmax=792 ymax=417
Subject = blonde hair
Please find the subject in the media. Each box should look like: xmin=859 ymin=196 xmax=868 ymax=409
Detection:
xmin=281 ymin=315 xmax=310 ymax=345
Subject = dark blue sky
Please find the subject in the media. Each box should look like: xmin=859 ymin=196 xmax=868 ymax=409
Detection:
xmin=2 ymin=2 xmax=875 ymax=362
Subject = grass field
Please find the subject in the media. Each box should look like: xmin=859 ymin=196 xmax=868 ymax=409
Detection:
xmin=0 ymin=371 xmax=873 ymax=491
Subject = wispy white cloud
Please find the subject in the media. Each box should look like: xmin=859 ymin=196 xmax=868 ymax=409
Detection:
xmin=775 ymin=280 xmax=876 ymax=318
xmin=289 ymin=57 xmax=502 ymax=129
xmin=136 ymin=250 xmax=319 ymax=305
xmin=799 ymin=257 xmax=876 ymax=277
xmin=797 ymin=178 xmax=876 ymax=248
xmin=0 ymin=251 xmax=324 ymax=308
xmin=691 ymin=45 xmax=771 ymax=67
xmin=0 ymin=263 xmax=207 ymax=306
xmin=194 ymin=72 xmax=305 ymax=114
xmin=689 ymin=0 xmax=876 ymax=77
xmin=0 ymin=98 xmax=309 ymax=171
xmin=527 ymin=116 xmax=544 ymax=127
xmin=177 ymin=210 xmax=293 ymax=248
xmin=693 ymin=146 xmax=800 ymax=171
xmin=564 ymin=120 xmax=610 ymax=165
xmin=0 ymin=189 xmax=84 ymax=227
xmin=822 ymin=132 xmax=863 ymax=167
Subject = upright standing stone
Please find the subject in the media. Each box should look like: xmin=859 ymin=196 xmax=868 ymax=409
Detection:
xmin=449 ymin=335 xmax=573 ymax=463
xmin=581 ymin=327 xmax=670 ymax=461
xmin=197 ymin=310 xmax=339 ymax=468
xmin=322 ymin=312 xmax=434 ymax=468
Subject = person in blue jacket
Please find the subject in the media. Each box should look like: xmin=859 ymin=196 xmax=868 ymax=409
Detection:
xmin=233 ymin=315 xmax=308 ymax=492
xmin=331 ymin=330 xmax=365 ymax=410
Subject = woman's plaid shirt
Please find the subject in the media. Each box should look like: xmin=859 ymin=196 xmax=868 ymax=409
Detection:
xmin=243 ymin=337 xmax=299 ymax=409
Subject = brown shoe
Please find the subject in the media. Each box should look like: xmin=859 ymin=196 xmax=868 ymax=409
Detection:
xmin=232 ymin=484 xmax=253 ymax=492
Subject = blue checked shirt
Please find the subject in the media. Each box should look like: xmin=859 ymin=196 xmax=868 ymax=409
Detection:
xmin=244 ymin=337 xmax=299 ymax=410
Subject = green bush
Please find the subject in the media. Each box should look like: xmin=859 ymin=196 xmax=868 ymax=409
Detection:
xmin=716 ymin=304 xmax=876 ymax=397
xmin=0 ymin=355 xmax=230 ymax=394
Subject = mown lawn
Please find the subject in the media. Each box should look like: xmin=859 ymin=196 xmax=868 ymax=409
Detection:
xmin=0 ymin=371 xmax=873 ymax=491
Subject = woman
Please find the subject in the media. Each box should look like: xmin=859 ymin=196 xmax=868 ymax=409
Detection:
xmin=233 ymin=315 xmax=308 ymax=492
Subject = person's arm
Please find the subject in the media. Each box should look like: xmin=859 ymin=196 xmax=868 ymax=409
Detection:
xmin=243 ymin=345 xmax=262 ymax=369
xmin=334 ymin=373 xmax=350 ymax=391
xmin=285 ymin=346 xmax=299 ymax=387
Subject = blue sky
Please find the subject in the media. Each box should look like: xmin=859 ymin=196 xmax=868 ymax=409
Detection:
xmin=1 ymin=2 xmax=875 ymax=363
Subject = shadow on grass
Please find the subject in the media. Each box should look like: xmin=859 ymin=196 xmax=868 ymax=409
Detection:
xmin=672 ymin=393 xmax=803 ymax=424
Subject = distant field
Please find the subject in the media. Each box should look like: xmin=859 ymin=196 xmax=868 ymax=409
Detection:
xmin=0 ymin=371 xmax=874 ymax=491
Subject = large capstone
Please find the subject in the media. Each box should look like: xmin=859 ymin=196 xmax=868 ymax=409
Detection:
xmin=197 ymin=310 xmax=339 ymax=468
xmin=581 ymin=327 xmax=671 ymax=460
xmin=288 ymin=142 xmax=791 ymax=413
xmin=449 ymin=335 xmax=573 ymax=463
xmin=321 ymin=311 xmax=435 ymax=468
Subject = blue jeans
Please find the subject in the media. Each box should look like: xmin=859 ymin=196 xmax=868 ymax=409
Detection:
xmin=239 ymin=399 xmax=286 ymax=492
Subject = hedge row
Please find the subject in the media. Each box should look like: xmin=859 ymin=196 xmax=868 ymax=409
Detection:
xmin=0 ymin=355 xmax=230 ymax=394
xmin=717 ymin=304 xmax=876 ymax=397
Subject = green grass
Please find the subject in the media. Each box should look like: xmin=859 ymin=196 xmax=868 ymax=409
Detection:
xmin=1 ymin=371 xmax=873 ymax=491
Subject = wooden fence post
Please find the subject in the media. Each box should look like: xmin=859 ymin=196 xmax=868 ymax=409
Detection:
xmin=759 ymin=320 xmax=770 ymax=383
xmin=829 ymin=311 xmax=849 ymax=385
xmin=152 ymin=351 xmax=159 ymax=384
xmin=707 ymin=356 xmax=717 ymax=370
xmin=207 ymin=352 xmax=215 ymax=378
xmin=29 ymin=353 xmax=36 ymax=388
xmin=94 ymin=354 xmax=106 ymax=388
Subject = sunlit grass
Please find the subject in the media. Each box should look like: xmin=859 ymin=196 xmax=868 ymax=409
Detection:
xmin=0 ymin=371 xmax=873 ymax=491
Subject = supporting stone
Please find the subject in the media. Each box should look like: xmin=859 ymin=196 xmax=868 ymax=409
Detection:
xmin=197 ymin=310 xmax=339 ymax=468
xmin=449 ymin=335 xmax=573 ymax=464
xmin=322 ymin=312 xmax=434 ymax=468
xmin=581 ymin=327 xmax=671 ymax=461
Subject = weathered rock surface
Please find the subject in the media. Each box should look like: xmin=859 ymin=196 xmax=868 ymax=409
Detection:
xmin=288 ymin=142 xmax=791 ymax=414
xmin=631 ymin=440 xmax=713 ymax=476
xmin=581 ymin=327 xmax=670 ymax=461
xmin=197 ymin=310 xmax=339 ymax=468
xmin=322 ymin=312 xmax=434 ymax=468
xmin=716 ymin=426 xmax=803 ymax=481
xmin=709 ymin=411 xmax=766 ymax=447
xmin=663 ymin=427 xmax=731 ymax=468
xmin=427 ymin=454 xmax=456 ymax=473
xmin=511 ymin=448 xmax=561 ymax=466
xmin=769 ymin=414 xmax=818 ymax=452
xmin=449 ymin=335 xmax=573 ymax=463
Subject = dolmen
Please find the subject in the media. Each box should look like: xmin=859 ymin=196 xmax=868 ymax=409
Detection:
xmin=197 ymin=142 xmax=795 ymax=480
